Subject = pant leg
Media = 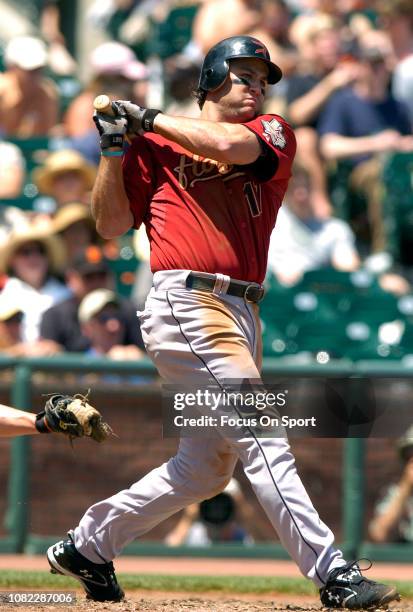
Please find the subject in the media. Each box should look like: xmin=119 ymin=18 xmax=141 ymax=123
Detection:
xmin=74 ymin=436 xmax=237 ymax=562
xmin=76 ymin=278 xmax=344 ymax=585
xmin=140 ymin=284 xmax=345 ymax=586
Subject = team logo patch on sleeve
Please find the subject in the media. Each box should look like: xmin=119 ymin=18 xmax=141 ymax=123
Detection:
xmin=261 ymin=118 xmax=286 ymax=149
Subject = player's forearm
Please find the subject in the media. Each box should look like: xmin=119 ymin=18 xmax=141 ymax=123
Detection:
xmin=0 ymin=406 xmax=37 ymax=436
xmin=153 ymin=114 xmax=261 ymax=164
xmin=91 ymin=157 xmax=134 ymax=239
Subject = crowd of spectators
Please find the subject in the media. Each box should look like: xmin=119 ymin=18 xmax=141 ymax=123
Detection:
xmin=0 ymin=0 xmax=413 ymax=364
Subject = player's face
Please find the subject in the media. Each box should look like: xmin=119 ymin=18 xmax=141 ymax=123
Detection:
xmin=215 ymin=58 xmax=269 ymax=121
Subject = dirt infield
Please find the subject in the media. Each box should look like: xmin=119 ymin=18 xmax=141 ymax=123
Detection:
xmin=0 ymin=590 xmax=411 ymax=612
xmin=0 ymin=557 xmax=411 ymax=611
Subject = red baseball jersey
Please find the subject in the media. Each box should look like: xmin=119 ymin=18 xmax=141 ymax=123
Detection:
xmin=123 ymin=113 xmax=296 ymax=284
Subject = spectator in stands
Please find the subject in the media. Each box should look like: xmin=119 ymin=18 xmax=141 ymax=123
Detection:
xmin=40 ymin=246 xmax=144 ymax=353
xmin=164 ymin=55 xmax=201 ymax=118
xmin=87 ymin=0 xmax=154 ymax=59
xmin=0 ymin=297 xmax=23 ymax=353
xmin=0 ymin=222 xmax=70 ymax=344
xmin=33 ymin=149 xmax=96 ymax=209
xmin=0 ymin=207 xmax=29 ymax=247
xmin=248 ymin=0 xmax=298 ymax=79
xmin=192 ymin=0 xmax=262 ymax=56
xmin=0 ymin=36 xmax=59 ymax=137
xmin=286 ymin=14 xmax=360 ymax=218
xmin=64 ymin=41 xmax=148 ymax=164
xmin=52 ymin=203 xmax=101 ymax=264
xmin=78 ymin=289 xmax=144 ymax=360
xmin=165 ymin=478 xmax=256 ymax=546
xmin=0 ymin=293 xmax=58 ymax=356
xmin=267 ymin=161 xmax=360 ymax=286
xmin=369 ymin=427 xmax=413 ymax=543
xmin=377 ymin=0 xmax=413 ymax=125
xmin=78 ymin=288 xmax=143 ymax=361
xmin=318 ymin=38 xmax=413 ymax=253
xmin=39 ymin=0 xmax=78 ymax=76
xmin=0 ymin=140 xmax=25 ymax=199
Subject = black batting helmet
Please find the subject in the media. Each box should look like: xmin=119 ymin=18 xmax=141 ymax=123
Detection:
xmin=198 ymin=36 xmax=283 ymax=92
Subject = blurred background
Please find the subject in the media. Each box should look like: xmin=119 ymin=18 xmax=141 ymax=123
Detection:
xmin=0 ymin=0 xmax=412 ymax=565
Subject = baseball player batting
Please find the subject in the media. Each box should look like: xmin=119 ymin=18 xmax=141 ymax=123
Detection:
xmin=47 ymin=36 xmax=399 ymax=609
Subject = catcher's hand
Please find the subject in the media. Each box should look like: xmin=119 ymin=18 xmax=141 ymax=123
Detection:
xmin=35 ymin=393 xmax=113 ymax=442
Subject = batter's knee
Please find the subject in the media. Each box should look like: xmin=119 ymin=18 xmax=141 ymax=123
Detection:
xmin=172 ymin=448 xmax=236 ymax=500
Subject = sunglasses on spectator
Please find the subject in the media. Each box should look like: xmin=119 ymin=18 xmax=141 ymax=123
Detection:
xmin=96 ymin=311 xmax=123 ymax=324
xmin=365 ymin=57 xmax=386 ymax=68
xmin=82 ymin=271 xmax=108 ymax=281
xmin=4 ymin=312 xmax=23 ymax=324
xmin=16 ymin=244 xmax=46 ymax=257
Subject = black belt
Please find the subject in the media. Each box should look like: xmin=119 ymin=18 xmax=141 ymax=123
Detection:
xmin=186 ymin=272 xmax=265 ymax=303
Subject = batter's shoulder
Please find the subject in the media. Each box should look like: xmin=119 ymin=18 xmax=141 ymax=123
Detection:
xmin=246 ymin=113 xmax=296 ymax=153
xmin=257 ymin=112 xmax=293 ymax=130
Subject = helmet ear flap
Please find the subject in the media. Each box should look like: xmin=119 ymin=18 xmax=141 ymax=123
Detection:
xmin=201 ymin=61 xmax=230 ymax=92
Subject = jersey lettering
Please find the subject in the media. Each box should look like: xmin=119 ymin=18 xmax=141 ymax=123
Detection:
xmin=243 ymin=181 xmax=262 ymax=217
xmin=174 ymin=154 xmax=236 ymax=189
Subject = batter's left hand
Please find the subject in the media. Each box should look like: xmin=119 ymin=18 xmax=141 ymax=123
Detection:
xmin=116 ymin=100 xmax=146 ymax=135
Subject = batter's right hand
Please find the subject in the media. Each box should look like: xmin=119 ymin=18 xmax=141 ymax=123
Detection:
xmin=93 ymin=102 xmax=128 ymax=150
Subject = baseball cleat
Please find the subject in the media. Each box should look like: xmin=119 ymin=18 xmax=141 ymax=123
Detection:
xmin=47 ymin=530 xmax=124 ymax=602
xmin=319 ymin=559 xmax=400 ymax=610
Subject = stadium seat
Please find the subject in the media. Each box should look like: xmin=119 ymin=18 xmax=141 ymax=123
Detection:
xmin=398 ymin=324 xmax=413 ymax=357
xmin=151 ymin=4 xmax=200 ymax=59
xmin=347 ymin=291 xmax=399 ymax=326
xmin=285 ymin=320 xmax=346 ymax=358
xmin=9 ymin=137 xmax=50 ymax=174
xmin=382 ymin=152 xmax=413 ymax=264
xmin=296 ymin=268 xmax=379 ymax=315
xmin=341 ymin=321 xmax=392 ymax=361
xmin=0 ymin=137 xmax=52 ymax=210
xmin=397 ymin=294 xmax=413 ymax=325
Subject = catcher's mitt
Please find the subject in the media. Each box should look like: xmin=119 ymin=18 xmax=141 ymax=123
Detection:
xmin=35 ymin=393 xmax=113 ymax=442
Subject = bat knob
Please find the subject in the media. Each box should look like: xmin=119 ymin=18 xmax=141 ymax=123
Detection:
xmin=93 ymin=94 xmax=113 ymax=115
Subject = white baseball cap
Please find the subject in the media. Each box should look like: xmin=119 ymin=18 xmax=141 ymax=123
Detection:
xmin=4 ymin=36 xmax=48 ymax=71
xmin=78 ymin=289 xmax=119 ymax=324
xmin=90 ymin=41 xmax=148 ymax=81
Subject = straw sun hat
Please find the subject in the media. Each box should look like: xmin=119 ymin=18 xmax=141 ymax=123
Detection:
xmin=0 ymin=224 xmax=66 ymax=275
xmin=52 ymin=202 xmax=95 ymax=235
xmin=33 ymin=150 xmax=96 ymax=195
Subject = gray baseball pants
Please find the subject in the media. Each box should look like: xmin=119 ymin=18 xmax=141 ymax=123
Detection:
xmin=73 ymin=270 xmax=345 ymax=586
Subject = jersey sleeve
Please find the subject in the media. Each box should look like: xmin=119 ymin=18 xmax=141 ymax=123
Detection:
xmin=122 ymin=136 xmax=156 ymax=229
xmin=242 ymin=114 xmax=296 ymax=182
